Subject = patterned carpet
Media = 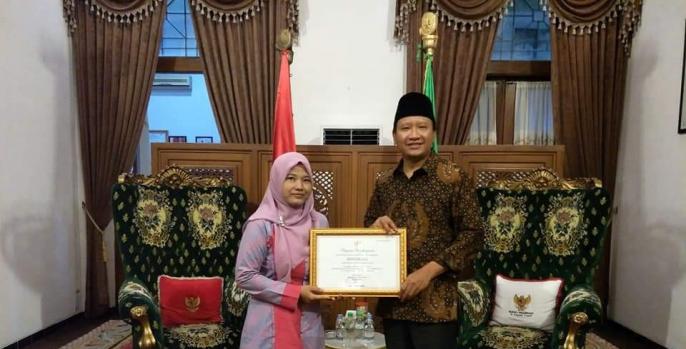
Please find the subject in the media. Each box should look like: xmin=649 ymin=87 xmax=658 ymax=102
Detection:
xmin=586 ymin=332 xmax=620 ymax=349
xmin=59 ymin=320 xmax=131 ymax=349
xmin=61 ymin=320 xmax=617 ymax=349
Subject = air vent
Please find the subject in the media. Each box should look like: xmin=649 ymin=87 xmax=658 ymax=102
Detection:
xmin=153 ymin=74 xmax=192 ymax=89
xmin=323 ymin=128 xmax=379 ymax=145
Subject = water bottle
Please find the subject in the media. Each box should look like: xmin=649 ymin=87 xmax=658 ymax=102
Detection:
xmin=335 ymin=314 xmax=345 ymax=339
xmin=354 ymin=310 xmax=365 ymax=339
xmin=363 ymin=313 xmax=375 ymax=340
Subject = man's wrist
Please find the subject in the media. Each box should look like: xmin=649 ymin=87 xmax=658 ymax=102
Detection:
xmin=423 ymin=261 xmax=446 ymax=279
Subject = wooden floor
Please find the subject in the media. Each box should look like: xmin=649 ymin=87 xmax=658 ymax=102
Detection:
xmin=593 ymin=321 xmax=667 ymax=349
xmin=3 ymin=312 xmax=116 ymax=349
xmin=4 ymin=314 xmax=666 ymax=349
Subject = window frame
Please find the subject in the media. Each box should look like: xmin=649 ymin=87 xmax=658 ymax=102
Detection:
xmin=157 ymin=57 xmax=203 ymax=73
xmin=486 ymin=61 xmax=551 ymax=145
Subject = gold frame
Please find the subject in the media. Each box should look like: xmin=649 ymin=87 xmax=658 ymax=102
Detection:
xmin=309 ymin=228 xmax=407 ymax=297
xmin=489 ymin=168 xmax=602 ymax=190
xmin=118 ymin=165 xmax=232 ymax=188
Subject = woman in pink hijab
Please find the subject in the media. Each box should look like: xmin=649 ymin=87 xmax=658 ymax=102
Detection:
xmin=235 ymin=152 xmax=331 ymax=349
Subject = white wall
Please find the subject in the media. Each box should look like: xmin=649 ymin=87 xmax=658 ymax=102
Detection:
xmin=0 ymin=1 xmax=84 ymax=346
xmin=291 ymin=0 xmax=405 ymax=145
xmin=611 ymin=1 xmax=686 ymax=348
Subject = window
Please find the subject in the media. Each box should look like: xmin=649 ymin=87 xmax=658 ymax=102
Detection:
xmin=492 ymin=0 xmax=550 ymax=61
xmin=467 ymin=82 xmax=498 ymax=145
xmin=147 ymin=73 xmax=218 ymax=144
xmin=323 ymin=129 xmax=380 ymax=145
xmin=136 ymin=0 xmax=215 ymax=174
xmin=468 ymin=0 xmax=553 ymax=145
xmin=160 ymin=0 xmax=198 ymax=57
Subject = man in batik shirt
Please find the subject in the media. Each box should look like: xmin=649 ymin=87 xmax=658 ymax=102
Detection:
xmin=364 ymin=92 xmax=483 ymax=349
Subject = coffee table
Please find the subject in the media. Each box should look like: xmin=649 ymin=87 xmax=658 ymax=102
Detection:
xmin=324 ymin=332 xmax=385 ymax=349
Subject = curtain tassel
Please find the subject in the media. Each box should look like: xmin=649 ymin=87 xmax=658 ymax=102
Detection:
xmin=81 ymin=201 xmax=108 ymax=264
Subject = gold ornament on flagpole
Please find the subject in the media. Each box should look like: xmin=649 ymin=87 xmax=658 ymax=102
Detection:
xmin=420 ymin=12 xmax=438 ymax=56
xmin=276 ymin=29 xmax=294 ymax=64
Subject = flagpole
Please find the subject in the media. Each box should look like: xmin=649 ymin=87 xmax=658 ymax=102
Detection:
xmin=420 ymin=12 xmax=439 ymax=154
xmin=273 ymin=29 xmax=297 ymax=160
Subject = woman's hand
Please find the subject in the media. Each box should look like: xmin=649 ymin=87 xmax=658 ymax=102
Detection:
xmin=371 ymin=216 xmax=397 ymax=233
xmin=299 ymin=285 xmax=332 ymax=303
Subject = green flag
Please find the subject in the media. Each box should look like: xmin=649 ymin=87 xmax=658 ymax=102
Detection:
xmin=423 ymin=54 xmax=438 ymax=153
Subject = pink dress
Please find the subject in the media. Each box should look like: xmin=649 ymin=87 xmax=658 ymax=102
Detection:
xmin=235 ymin=216 xmax=327 ymax=349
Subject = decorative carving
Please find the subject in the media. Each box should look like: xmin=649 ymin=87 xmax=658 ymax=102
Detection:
xmin=420 ymin=12 xmax=438 ymax=56
xmin=275 ymin=29 xmax=294 ymax=64
xmin=488 ymin=168 xmax=601 ymax=190
xmin=476 ymin=170 xmax=533 ymax=188
xmin=130 ymin=305 xmax=157 ymax=349
xmin=312 ymin=170 xmax=334 ymax=217
xmin=119 ymin=166 xmax=232 ymax=188
xmin=185 ymin=167 xmax=234 ymax=183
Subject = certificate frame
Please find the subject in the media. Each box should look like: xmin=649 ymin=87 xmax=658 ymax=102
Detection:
xmin=309 ymin=228 xmax=407 ymax=297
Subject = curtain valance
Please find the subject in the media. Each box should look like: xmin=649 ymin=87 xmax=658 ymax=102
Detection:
xmin=191 ymin=0 xmax=299 ymax=36
xmin=395 ymin=0 xmax=510 ymax=43
xmin=545 ymin=0 xmax=642 ymax=52
xmin=63 ymin=0 xmax=164 ymax=33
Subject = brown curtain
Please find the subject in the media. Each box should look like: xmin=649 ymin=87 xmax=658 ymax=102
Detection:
xmin=191 ymin=0 xmax=298 ymax=143
xmin=397 ymin=0 xmax=508 ymax=145
xmin=549 ymin=0 xmax=642 ymax=193
xmin=548 ymin=0 xmax=642 ymax=311
xmin=63 ymin=0 xmax=165 ymax=317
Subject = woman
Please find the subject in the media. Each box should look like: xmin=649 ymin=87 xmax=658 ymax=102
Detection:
xmin=235 ymin=152 xmax=331 ymax=349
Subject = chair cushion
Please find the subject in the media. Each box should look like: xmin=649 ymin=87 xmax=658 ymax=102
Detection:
xmin=482 ymin=325 xmax=549 ymax=349
xmin=159 ymin=275 xmax=224 ymax=327
xmin=165 ymin=324 xmax=228 ymax=348
xmin=490 ymin=275 xmax=563 ymax=331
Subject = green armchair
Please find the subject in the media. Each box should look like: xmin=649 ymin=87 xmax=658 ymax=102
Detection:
xmin=458 ymin=169 xmax=611 ymax=349
xmin=113 ymin=167 xmax=249 ymax=349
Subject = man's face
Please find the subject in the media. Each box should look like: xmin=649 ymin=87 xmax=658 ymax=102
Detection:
xmin=393 ymin=116 xmax=435 ymax=160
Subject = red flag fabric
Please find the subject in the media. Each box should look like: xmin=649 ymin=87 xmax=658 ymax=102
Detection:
xmin=273 ymin=50 xmax=296 ymax=159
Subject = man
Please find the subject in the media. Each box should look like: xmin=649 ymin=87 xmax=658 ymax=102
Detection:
xmin=364 ymin=92 xmax=483 ymax=349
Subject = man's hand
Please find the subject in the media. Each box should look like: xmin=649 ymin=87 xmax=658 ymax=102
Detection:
xmin=299 ymin=285 xmax=331 ymax=303
xmin=371 ymin=216 xmax=397 ymax=233
xmin=399 ymin=262 xmax=445 ymax=302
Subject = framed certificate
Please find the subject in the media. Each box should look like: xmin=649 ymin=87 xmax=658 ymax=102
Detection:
xmin=309 ymin=228 xmax=407 ymax=297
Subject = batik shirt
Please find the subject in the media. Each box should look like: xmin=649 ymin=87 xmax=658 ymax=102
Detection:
xmin=364 ymin=154 xmax=483 ymax=322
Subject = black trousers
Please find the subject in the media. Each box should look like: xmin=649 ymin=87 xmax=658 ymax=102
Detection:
xmin=383 ymin=319 xmax=458 ymax=349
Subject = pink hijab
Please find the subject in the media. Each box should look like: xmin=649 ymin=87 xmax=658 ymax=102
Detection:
xmin=247 ymin=152 xmax=325 ymax=281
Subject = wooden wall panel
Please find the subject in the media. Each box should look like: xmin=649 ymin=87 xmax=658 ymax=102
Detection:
xmin=152 ymin=144 xmax=258 ymax=206
xmin=151 ymin=143 xmax=565 ymax=330
xmin=258 ymin=150 xmax=354 ymax=228
xmin=356 ymin=152 xmax=401 ymax=227
xmin=456 ymin=145 xmax=565 ymax=179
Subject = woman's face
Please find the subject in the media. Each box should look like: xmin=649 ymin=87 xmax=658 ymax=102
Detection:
xmin=281 ymin=164 xmax=313 ymax=208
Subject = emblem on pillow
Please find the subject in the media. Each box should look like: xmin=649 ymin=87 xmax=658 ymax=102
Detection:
xmin=513 ymin=294 xmax=531 ymax=312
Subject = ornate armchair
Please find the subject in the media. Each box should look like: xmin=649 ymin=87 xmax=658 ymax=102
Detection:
xmin=113 ymin=167 xmax=249 ymax=349
xmin=458 ymin=169 xmax=611 ymax=349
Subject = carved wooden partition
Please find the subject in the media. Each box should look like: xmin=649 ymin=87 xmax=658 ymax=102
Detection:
xmin=152 ymin=143 xmax=565 ymax=329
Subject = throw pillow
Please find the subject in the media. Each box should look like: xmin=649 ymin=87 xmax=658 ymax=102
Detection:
xmin=158 ymin=275 xmax=224 ymax=327
xmin=490 ymin=274 xmax=563 ymax=331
